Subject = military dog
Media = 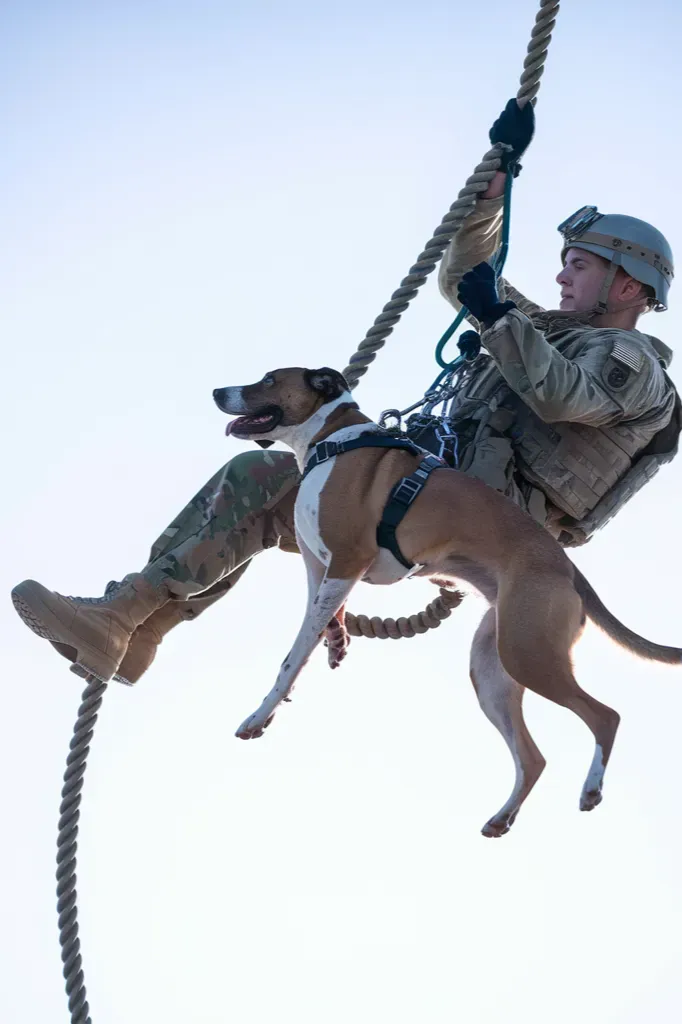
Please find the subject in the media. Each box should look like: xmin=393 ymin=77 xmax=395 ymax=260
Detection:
xmin=213 ymin=366 xmax=681 ymax=836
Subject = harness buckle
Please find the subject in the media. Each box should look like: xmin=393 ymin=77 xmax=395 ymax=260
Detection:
xmin=422 ymin=454 xmax=446 ymax=470
xmin=317 ymin=440 xmax=340 ymax=461
xmin=392 ymin=476 xmax=423 ymax=507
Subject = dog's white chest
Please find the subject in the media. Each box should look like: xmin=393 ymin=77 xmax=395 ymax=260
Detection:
xmin=294 ymin=424 xmax=387 ymax=569
xmin=295 ymin=463 xmax=334 ymax=566
xmin=294 ymin=424 xmax=418 ymax=585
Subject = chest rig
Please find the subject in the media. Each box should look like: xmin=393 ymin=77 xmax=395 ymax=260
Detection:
xmin=397 ymin=317 xmax=681 ymax=546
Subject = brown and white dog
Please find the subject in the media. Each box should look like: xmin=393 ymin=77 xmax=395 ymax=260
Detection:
xmin=213 ymin=366 xmax=681 ymax=836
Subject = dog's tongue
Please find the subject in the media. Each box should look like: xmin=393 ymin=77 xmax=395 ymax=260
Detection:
xmin=225 ymin=413 xmax=273 ymax=436
xmin=225 ymin=415 xmax=251 ymax=436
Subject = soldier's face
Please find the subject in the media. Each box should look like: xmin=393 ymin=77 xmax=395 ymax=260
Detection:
xmin=556 ymin=248 xmax=611 ymax=311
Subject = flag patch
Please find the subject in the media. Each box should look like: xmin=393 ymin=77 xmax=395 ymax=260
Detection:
xmin=611 ymin=339 xmax=644 ymax=373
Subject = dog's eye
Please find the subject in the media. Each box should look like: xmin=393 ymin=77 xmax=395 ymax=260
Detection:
xmin=262 ymin=375 xmax=275 ymax=387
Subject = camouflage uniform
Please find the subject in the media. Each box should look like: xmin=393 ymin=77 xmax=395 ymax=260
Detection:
xmin=146 ymin=450 xmax=301 ymax=608
xmin=438 ymin=196 xmax=678 ymax=544
xmin=141 ymin=194 xmax=677 ymax=623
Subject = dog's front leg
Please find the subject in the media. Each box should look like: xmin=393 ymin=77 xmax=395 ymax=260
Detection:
xmin=235 ymin=576 xmax=359 ymax=739
xmin=235 ymin=540 xmax=360 ymax=740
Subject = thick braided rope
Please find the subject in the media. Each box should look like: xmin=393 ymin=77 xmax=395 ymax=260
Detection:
xmin=342 ymin=0 xmax=560 ymax=389
xmin=56 ymin=676 xmax=108 ymax=1024
xmin=345 ymin=586 xmax=464 ymax=639
xmin=343 ymin=0 xmax=560 ymax=640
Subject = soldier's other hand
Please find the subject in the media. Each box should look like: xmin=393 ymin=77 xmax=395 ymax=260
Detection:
xmin=458 ymin=262 xmax=516 ymax=327
xmin=489 ymin=98 xmax=535 ymax=176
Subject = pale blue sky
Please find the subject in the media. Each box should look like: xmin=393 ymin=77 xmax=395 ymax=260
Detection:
xmin=3 ymin=2 xmax=682 ymax=1022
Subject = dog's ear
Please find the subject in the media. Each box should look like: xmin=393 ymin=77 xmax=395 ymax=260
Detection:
xmin=304 ymin=367 xmax=350 ymax=401
xmin=254 ymin=439 xmax=275 ymax=449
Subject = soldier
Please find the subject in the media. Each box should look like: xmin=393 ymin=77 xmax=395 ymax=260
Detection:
xmin=11 ymin=101 xmax=679 ymax=719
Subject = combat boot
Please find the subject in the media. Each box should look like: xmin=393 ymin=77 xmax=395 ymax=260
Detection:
xmin=112 ymin=571 xmax=247 ymax=685
xmin=11 ymin=573 xmax=171 ymax=682
xmin=62 ymin=564 xmax=251 ymax=686
xmin=60 ymin=600 xmax=189 ymax=686
xmin=112 ymin=602 xmax=190 ymax=685
xmin=15 ymin=452 xmax=300 ymax=685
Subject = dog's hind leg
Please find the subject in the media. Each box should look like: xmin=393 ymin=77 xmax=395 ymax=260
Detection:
xmin=470 ymin=608 xmax=547 ymax=838
xmin=235 ymin=557 xmax=361 ymax=739
xmin=495 ymin=575 xmax=621 ymax=816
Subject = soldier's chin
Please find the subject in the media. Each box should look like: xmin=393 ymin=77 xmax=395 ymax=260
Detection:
xmin=559 ymin=296 xmax=576 ymax=311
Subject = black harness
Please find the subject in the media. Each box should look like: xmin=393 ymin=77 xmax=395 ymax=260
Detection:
xmin=302 ymin=432 xmax=446 ymax=571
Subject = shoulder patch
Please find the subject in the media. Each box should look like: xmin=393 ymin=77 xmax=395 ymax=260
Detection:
xmin=611 ymin=339 xmax=645 ymax=373
xmin=606 ymin=364 xmax=630 ymax=390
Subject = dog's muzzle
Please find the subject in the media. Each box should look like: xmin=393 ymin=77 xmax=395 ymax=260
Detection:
xmin=213 ymin=387 xmax=243 ymax=413
xmin=213 ymin=388 xmax=283 ymax=438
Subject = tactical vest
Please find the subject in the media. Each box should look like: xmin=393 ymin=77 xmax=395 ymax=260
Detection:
xmin=436 ymin=322 xmax=680 ymax=547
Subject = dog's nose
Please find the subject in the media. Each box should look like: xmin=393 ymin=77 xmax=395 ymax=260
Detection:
xmin=213 ymin=388 xmax=225 ymax=408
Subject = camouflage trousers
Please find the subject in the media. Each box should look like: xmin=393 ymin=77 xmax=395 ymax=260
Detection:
xmin=139 ymin=433 xmax=546 ymax=622
xmin=143 ymin=450 xmax=301 ymax=613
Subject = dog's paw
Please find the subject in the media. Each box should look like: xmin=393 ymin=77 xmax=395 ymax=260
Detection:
xmin=235 ymin=711 xmax=275 ymax=740
xmin=481 ymin=810 xmax=517 ymax=838
xmin=325 ymin=620 xmax=349 ymax=669
xmin=579 ymin=784 xmax=603 ymax=813
xmin=327 ymin=641 xmax=348 ymax=670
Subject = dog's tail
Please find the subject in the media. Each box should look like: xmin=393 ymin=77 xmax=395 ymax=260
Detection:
xmin=574 ymin=568 xmax=682 ymax=665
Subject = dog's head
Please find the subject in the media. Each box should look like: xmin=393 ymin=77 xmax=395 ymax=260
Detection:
xmin=213 ymin=366 xmax=352 ymax=448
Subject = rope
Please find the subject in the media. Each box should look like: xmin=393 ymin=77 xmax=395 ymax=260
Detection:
xmin=342 ymin=0 xmax=560 ymax=390
xmin=435 ymin=167 xmax=515 ymax=370
xmin=344 ymin=0 xmax=560 ymax=641
xmin=49 ymin=12 xmax=563 ymax=1020
xmin=56 ymin=676 xmax=108 ymax=1024
xmin=345 ymin=585 xmax=464 ymax=638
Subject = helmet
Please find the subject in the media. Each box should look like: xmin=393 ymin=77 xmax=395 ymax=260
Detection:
xmin=558 ymin=206 xmax=674 ymax=311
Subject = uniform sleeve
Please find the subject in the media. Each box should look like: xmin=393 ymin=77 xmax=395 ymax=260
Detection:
xmin=480 ymin=309 xmax=671 ymax=426
xmin=437 ymin=197 xmax=543 ymax=319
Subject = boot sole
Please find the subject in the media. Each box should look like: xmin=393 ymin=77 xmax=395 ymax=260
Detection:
xmin=113 ymin=673 xmax=135 ymax=686
xmin=11 ymin=584 xmax=119 ymax=683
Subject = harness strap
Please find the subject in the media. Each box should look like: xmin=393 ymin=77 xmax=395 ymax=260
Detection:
xmin=302 ymin=431 xmax=445 ymax=569
xmin=303 ymin=433 xmax=424 ymax=478
xmin=377 ymin=454 xmax=446 ymax=570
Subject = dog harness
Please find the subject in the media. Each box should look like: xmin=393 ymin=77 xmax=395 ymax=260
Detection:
xmin=302 ymin=433 xmax=446 ymax=570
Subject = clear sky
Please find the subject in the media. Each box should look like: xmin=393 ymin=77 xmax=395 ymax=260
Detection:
xmin=3 ymin=2 xmax=682 ymax=1022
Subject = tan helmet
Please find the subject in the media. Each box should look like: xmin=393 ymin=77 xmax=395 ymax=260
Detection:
xmin=558 ymin=206 xmax=674 ymax=311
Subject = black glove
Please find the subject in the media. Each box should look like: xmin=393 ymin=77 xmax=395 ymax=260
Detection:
xmin=457 ymin=262 xmax=516 ymax=327
xmin=458 ymin=330 xmax=482 ymax=361
xmin=489 ymin=98 xmax=535 ymax=175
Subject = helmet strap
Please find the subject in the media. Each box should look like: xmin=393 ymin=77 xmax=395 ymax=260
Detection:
xmin=591 ymin=253 xmax=651 ymax=318
xmin=593 ymin=256 xmax=621 ymax=314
